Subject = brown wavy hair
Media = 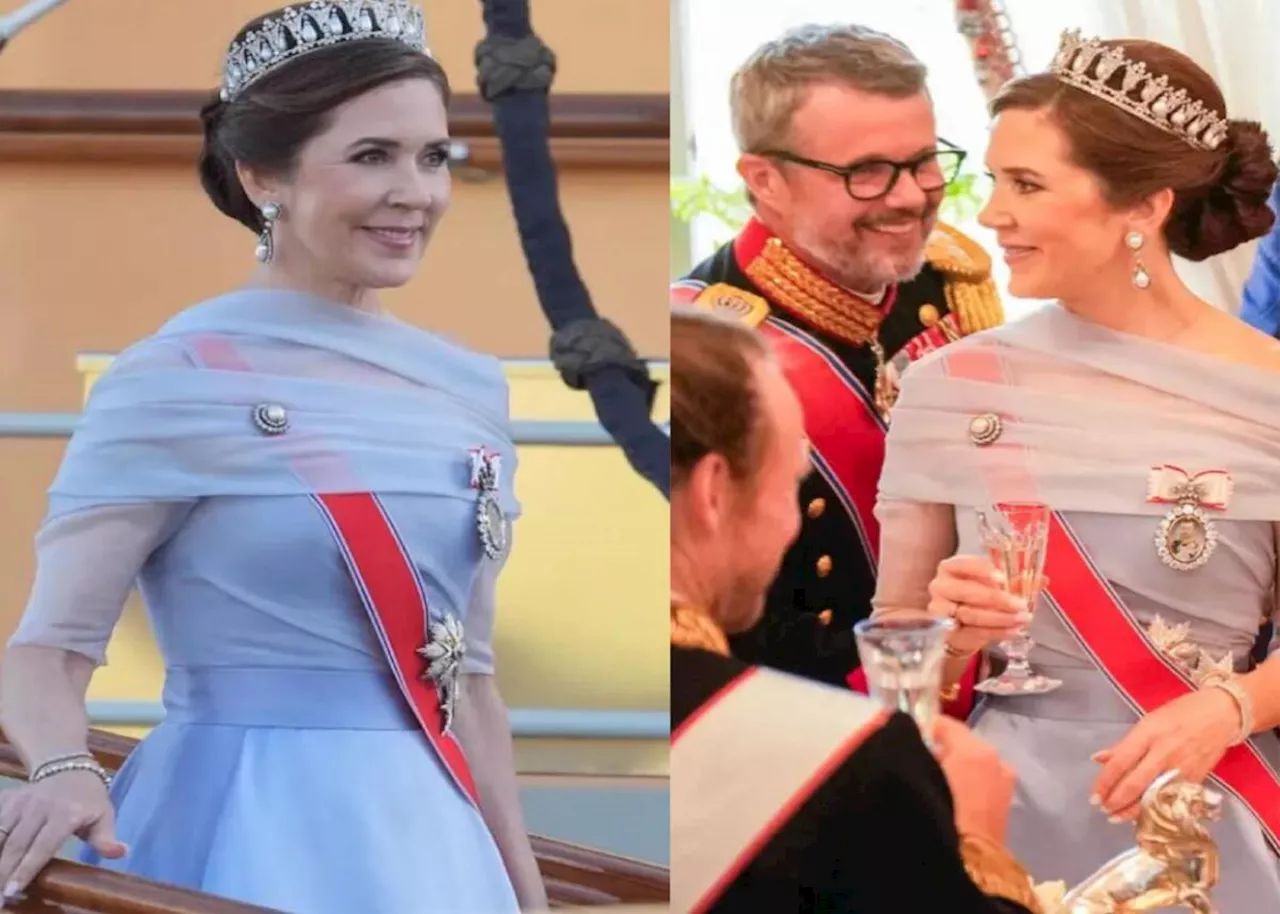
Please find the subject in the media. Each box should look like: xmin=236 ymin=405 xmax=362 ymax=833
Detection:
xmin=992 ymin=40 xmax=1276 ymax=262
xmin=671 ymin=308 xmax=772 ymax=488
xmin=199 ymin=8 xmax=449 ymax=234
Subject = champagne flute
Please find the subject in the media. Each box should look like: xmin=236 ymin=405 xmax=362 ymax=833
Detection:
xmin=973 ymin=502 xmax=1062 ymax=696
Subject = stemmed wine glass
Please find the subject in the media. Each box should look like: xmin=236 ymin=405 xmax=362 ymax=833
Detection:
xmin=973 ymin=502 xmax=1062 ymax=696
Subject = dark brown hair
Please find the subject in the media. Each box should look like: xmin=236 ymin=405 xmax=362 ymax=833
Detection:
xmin=992 ymin=40 xmax=1276 ymax=261
xmin=671 ymin=308 xmax=772 ymax=488
xmin=199 ymin=8 xmax=450 ymax=234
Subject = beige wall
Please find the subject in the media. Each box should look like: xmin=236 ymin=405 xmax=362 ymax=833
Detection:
xmin=0 ymin=0 xmax=669 ymax=665
xmin=0 ymin=0 xmax=669 ymax=94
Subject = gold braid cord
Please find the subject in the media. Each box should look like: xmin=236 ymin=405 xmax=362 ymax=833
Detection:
xmin=926 ymin=222 xmax=1005 ymax=335
xmin=671 ymin=606 xmax=731 ymax=657
xmin=743 ymin=238 xmax=885 ymax=346
xmin=738 ymin=225 xmax=1004 ymax=344
xmin=958 ymin=833 xmax=1045 ymax=913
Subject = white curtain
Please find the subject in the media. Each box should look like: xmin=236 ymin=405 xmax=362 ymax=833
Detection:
xmin=1055 ymin=0 xmax=1280 ymax=311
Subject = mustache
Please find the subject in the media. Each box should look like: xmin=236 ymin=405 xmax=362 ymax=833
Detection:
xmin=855 ymin=206 xmax=937 ymax=229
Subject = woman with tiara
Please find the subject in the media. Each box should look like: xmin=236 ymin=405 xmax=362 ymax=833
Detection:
xmin=0 ymin=3 xmax=545 ymax=911
xmin=873 ymin=32 xmax=1280 ymax=906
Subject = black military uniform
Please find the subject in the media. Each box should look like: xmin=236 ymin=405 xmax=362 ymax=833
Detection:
xmin=672 ymin=643 xmax=1041 ymax=913
xmin=672 ymin=217 xmax=1002 ymax=686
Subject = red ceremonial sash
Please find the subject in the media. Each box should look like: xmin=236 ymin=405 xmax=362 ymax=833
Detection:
xmin=719 ymin=219 xmax=980 ymax=703
xmin=187 ymin=335 xmax=481 ymax=808
xmin=758 ymin=317 xmax=885 ymax=568
xmin=941 ymin=344 xmax=1280 ymax=852
xmin=671 ymin=664 xmax=889 ymax=912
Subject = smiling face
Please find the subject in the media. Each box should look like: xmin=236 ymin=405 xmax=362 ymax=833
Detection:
xmin=741 ymin=83 xmax=944 ymax=293
xmin=978 ymin=107 xmax=1136 ymax=301
xmin=242 ymin=77 xmax=451 ymax=302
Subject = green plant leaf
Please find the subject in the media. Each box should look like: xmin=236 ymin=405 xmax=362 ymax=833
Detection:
xmin=669 ymin=175 xmax=751 ymax=233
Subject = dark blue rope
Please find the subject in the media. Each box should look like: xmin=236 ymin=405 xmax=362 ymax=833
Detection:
xmin=475 ymin=2 xmax=670 ymax=499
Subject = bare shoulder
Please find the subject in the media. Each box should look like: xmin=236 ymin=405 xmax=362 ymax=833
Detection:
xmin=1222 ymin=313 xmax=1280 ymax=374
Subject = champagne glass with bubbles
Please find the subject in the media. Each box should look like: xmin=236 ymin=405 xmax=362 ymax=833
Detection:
xmin=973 ymin=502 xmax=1061 ymax=696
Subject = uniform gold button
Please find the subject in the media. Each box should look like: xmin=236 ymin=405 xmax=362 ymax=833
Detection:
xmin=806 ymin=498 xmax=826 ymax=519
xmin=918 ymin=303 xmax=941 ymax=327
xmin=818 ymin=609 xmax=833 ymax=625
xmin=816 ymin=555 xmax=833 ymax=577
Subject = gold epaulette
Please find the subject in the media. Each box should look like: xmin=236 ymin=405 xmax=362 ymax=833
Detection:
xmin=958 ymin=833 xmax=1045 ymax=913
xmin=690 ymin=282 xmax=770 ymax=329
xmin=926 ymin=222 xmax=1004 ymax=336
xmin=925 ymin=221 xmax=991 ymax=280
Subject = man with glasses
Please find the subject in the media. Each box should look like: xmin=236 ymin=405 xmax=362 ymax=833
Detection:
xmin=672 ymin=23 xmax=1004 ymax=689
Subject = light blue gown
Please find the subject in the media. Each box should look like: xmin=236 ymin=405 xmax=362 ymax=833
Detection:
xmin=9 ymin=290 xmax=522 ymax=913
xmin=876 ymin=305 xmax=1280 ymax=909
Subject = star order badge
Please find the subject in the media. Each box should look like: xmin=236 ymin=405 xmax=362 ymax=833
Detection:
xmin=469 ymin=447 xmax=508 ymax=560
xmin=1143 ymin=613 xmax=1237 ymax=686
xmin=417 ymin=613 xmax=466 ymax=735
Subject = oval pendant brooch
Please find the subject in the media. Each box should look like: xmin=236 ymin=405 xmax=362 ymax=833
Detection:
xmin=1147 ymin=466 xmax=1231 ymax=572
xmin=1155 ymin=503 xmax=1217 ymax=572
xmin=469 ymin=447 xmax=508 ymax=560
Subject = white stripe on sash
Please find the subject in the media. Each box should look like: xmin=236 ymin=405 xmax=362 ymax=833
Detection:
xmin=671 ymin=667 xmax=889 ymax=912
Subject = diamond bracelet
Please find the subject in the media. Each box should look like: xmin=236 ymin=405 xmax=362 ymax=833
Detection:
xmin=29 ymin=755 xmax=112 ymax=789
xmin=1202 ymin=676 xmax=1255 ymax=746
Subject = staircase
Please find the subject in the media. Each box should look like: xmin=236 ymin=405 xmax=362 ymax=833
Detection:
xmin=0 ymin=729 xmax=669 ymax=912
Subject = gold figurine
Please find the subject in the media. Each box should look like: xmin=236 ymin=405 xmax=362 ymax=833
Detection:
xmin=1059 ymin=769 xmax=1222 ymax=913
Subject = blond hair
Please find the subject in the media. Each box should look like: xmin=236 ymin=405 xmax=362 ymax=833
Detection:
xmin=730 ymin=23 xmax=928 ymax=153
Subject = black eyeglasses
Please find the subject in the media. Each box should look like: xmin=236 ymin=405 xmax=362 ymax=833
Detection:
xmin=759 ymin=139 xmax=967 ymax=201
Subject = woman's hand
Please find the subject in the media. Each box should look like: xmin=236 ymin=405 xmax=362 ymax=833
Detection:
xmin=1090 ymin=688 xmax=1241 ymax=821
xmin=0 ymin=770 xmax=125 ymax=901
xmin=927 ymin=555 xmax=1032 ymax=657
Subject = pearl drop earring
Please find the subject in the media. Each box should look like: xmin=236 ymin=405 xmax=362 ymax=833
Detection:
xmin=1126 ymin=231 xmax=1150 ymax=290
xmin=256 ymin=201 xmax=282 ymax=264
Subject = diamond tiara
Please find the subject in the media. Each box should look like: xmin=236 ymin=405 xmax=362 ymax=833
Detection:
xmin=1049 ymin=29 xmax=1228 ymax=152
xmin=220 ymin=1 xmax=429 ymax=102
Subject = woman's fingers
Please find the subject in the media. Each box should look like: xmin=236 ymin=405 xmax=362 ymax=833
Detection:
xmin=0 ymin=802 xmax=45 ymax=896
xmin=930 ymin=576 xmax=1026 ymax=612
xmin=928 ymin=594 xmax=1029 ymax=629
xmin=4 ymin=817 xmax=76 ymax=899
xmin=937 ymin=554 xmax=1004 ymax=584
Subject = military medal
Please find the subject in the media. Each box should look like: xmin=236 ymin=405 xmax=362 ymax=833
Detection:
xmin=417 ymin=613 xmax=466 ymax=735
xmin=868 ymin=337 xmax=899 ymax=423
xmin=1146 ymin=466 xmax=1232 ymax=572
xmin=469 ymin=447 xmax=508 ymax=560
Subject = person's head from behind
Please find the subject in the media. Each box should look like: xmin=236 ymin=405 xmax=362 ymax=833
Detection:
xmin=200 ymin=2 xmax=451 ymax=305
xmin=731 ymin=24 xmax=960 ymax=294
xmin=980 ymin=32 xmax=1276 ymax=303
xmin=670 ymin=309 xmax=809 ymax=634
